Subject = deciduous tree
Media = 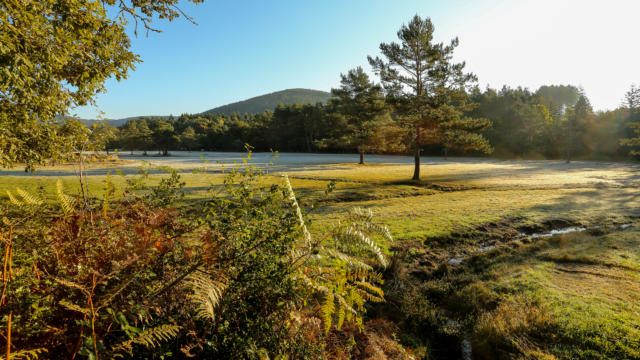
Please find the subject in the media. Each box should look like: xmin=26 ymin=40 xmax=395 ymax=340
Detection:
xmin=0 ymin=0 xmax=201 ymax=170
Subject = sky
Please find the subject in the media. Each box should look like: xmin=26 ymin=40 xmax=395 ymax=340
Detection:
xmin=74 ymin=0 xmax=640 ymax=119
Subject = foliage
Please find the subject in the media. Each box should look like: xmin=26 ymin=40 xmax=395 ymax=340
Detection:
xmin=563 ymin=93 xmax=594 ymax=162
xmin=326 ymin=67 xmax=389 ymax=164
xmin=1 ymin=157 xmax=396 ymax=359
xmin=96 ymin=83 xmax=638 ymax=162
xmin=621 ymin=84 xmax=640 ymax=155
xmin=368 ymin=15 xmax=492 ymax=180
xmin=0 ymin=0 xmax=200 ymax=170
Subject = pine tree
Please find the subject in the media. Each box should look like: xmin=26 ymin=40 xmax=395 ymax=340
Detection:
xmin=136 ymin=120 xmax=154 ymax=155
xmin=565 ymin=93 xmax=593 ymax=162
xmin=368 ymin=15 xmax=491 ymax=180
xmin=621 ymin=85 xmax=640 ymax=155
xmin=330 ymin=67 xmax=388 ymax=164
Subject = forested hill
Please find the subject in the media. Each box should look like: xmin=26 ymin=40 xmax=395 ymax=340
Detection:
xmin=202 ymin=88 xmax=331 ymax=115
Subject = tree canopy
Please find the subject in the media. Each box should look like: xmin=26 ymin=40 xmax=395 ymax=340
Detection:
xmin=0 ymin=0 xmax=200 ymax=170
xmin=328 ymin=67 xmax=388 ymax=164
xmin=368 ymin=15 xmax=491 ymax=180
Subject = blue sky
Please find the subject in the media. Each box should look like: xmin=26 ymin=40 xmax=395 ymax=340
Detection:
xmin=74 ymin=0 xmax=640 ymax=119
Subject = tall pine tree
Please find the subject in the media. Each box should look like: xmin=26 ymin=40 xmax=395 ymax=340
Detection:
xmin=368 ymin=15 xmax=491 ymax=180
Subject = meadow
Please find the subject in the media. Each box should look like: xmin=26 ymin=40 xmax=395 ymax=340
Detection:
xmin=2 ymin=153 xmax=639 ymax=359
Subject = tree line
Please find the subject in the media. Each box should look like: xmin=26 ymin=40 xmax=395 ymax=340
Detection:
xmin=100 ymin=83 xmax=640 ymax=162
xmin=91 ymin=16 xmax=640 ymax=182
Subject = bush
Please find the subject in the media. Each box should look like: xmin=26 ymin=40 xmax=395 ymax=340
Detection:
xmin=1 ymin=161 xmax=399 ymax=359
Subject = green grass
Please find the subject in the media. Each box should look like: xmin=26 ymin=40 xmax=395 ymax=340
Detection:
xmin=467 ymin=228 xmax=640 ymax=359
xmin=2 ymin=159 xmax=640 ymax=359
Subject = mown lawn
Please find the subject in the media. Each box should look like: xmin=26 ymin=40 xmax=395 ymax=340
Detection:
xmin=1 ymin=159 xmax=639 ymax=359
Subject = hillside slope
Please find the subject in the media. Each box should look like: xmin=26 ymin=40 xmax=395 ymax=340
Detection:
xmin=203 ymin=88 xmax=331 ymax=115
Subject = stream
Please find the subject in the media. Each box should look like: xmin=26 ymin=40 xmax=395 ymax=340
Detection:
xmin=448 ymin=223 xmax=632 ymax=266
xmin=446 ymin=222 xmax=632 ymax=359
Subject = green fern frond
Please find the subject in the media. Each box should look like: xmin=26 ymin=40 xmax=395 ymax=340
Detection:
xmin=59 ymin=300 xmax=90 ymax=316
xmin=283 ymin=174 xmax=312 ymax=246
xmin=321 ymin=292 xmax=335 ymax=334
xmin=0 ymin=348 xmax=47 ymax=360
xmin=355 ymin=281 xmax=385 ymax=302
xmin=111 ymin=324 xmax=181 ymax=357
xmin=6 ymin=190 xmax=23 ymax=206
xmin=297 ymin=273 xmax=330 ymax=294
xmin=16 ymin=188 xmax=43 ymax=206
xmin=338 ymin=227 xmax=387 ymax=268
xmin=322 ymin=248 xmax=373 ymax=271
xmin=52 ymin=277 xmax=89 ymax=295
xmin=351 ymin=221 xmax=394 ymax=243
xmin=350 ymin=207 xmax=374 ymax=222
xmin=56 ymin=179 xmax=75 ymax=215
xmin=186 ymin=272 xmax=227 ymax=320
xmin=335 ymin=293 xmax=357 ymax=317
xmin=336 ymin=302 xmax=345 ymax=330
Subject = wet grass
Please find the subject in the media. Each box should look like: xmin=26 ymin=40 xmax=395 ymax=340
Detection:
xmin=464 ymin=227 xmax=640 ymax=359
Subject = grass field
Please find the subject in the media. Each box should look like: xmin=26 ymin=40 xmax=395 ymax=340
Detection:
xmin=2 ymin=157 xmax=639 ymax=359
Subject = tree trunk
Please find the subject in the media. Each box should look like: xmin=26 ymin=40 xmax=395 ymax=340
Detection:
xmin=359 ymin=148 xmax=365 ymax=164
xmin=412 ymin=127 xmax=421 ymax=181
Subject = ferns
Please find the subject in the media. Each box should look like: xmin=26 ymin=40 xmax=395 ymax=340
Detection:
xmin=0 ymin=348 xmax=47 ymax=360
xmin=6 ymin=188 xmax=43 ymax=207
xmin=59 ymin=299 xmax=91 ymax=316
xmin=6 ymin=190 xmax=22 ymax=206
xmin=56 ymin=180 xmax=75 ymax=215
xmin=7 ymin=182 xmax=74 ymax=215
xmin=283 ymin=174 xmax=312 ymax=247
xmin=186 ymin=272 xmax=227 ymax=320
xmin=15 ymin=188 xmax=43 ymax=206
xmin=282 ymin=174 xmax=390 ymax=335
xmin=321 ymin=292 xmax=335 ymax=334
xmin=111 ymin=324 xmax=181 ymax=357
xmin=336 ymin=227 xmax=388 ymax=268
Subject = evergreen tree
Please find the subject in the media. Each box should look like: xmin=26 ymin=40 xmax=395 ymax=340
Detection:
xmin=136 ymin=120 xmax=154 ymax=156
xmin=330 ymin=67 xmax=388 ymax=164
xmin=564 ymin=94 xmax=593 ymax=162
xmin=621 ymin=85 xmax=640 ymax=155
xmin=368 ymin=15 xmax=491 ymax=180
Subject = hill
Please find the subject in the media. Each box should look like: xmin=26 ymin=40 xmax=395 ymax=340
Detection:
xmin=202 ymin=88 xmax=331 ymax=115
xmin=78 ymin=88 xmax=331 ymax=126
